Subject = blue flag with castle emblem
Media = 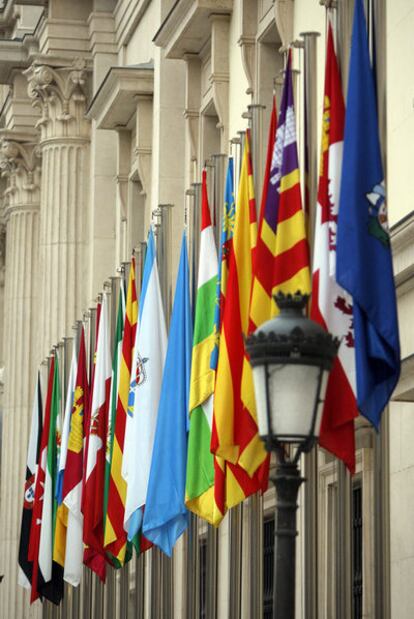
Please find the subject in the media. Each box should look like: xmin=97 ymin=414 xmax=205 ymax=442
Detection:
xmin=142 ymin=232 xmax=192 ymax=555
xmin=336 ymin=0 xmax=400 ymax=429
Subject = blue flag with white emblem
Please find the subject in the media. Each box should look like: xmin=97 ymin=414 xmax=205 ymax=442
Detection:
xmin=336 ymin=0 xmax=400 ymax=429
xmin=142 ymin=232 xmax=192 ymax=555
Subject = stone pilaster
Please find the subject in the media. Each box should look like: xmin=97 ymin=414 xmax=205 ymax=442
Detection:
xmin=0 ymin=137 xmax=42 ymax=618
xmin=26 ymin=60 xmax=91 ymax=356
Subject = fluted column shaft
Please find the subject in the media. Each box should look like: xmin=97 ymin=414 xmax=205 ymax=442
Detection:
xmin=0 ymin=139 xmax=42 ymax=618
xmin=39 ymin=138 xmax=89 ymax=351
xmin=26 ymin=61 xmax=91 ymax=357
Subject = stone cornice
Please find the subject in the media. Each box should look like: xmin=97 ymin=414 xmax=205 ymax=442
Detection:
xmin=274 ymin=0 xmax=294 ymax=53
xmin=87 ymin=64 xmax=154 ymax=130
xmin=153 ymin=0 xmax=233 ymax=59
xmin=0 ymin=39 xmax=29 ymax=83
xmin=114 ymin=0 xmax=151 ymax=49
xmin=88 ymin=11 xmax=117 ymax=57
xmin=390 ymin=210 xmax=414 ymax=295
xmin=25 ymin=59 xmax=91 ymax=141
xmin=393 ymin=353 xmax=414 ymax=402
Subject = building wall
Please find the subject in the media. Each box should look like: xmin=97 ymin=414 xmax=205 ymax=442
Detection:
xmin=0 ymin=0 xmax=411 ymax=617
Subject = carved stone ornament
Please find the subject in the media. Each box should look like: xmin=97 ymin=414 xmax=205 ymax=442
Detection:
xmin=209 ymin=14 xmax=230 ymax=151
xmin=0 ymin=139 xmax=41 ymax=214
xmin=25 ymin=59 xmax=90 ymax=141
xmin=274 ymin=0 xmax=295 ymax=53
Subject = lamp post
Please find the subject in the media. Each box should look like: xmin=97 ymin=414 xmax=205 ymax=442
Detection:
xmin=245 ymin=292 xmax=339 ymax=619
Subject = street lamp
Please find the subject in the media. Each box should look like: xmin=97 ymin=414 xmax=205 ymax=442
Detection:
xmin=246 ymin=291 xmax=339 ymax=619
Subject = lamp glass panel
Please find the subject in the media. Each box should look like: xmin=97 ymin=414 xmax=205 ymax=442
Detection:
xmin=252 ymin=365 xmax=269 ymax=436
xmin=267 ymin=364 xmax=320 ymax=441
xmin=313 ymin=369 xmax=329 ymax=437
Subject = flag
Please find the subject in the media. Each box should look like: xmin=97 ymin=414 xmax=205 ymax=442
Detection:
xmin=103 ymin=282 xmax=125 ymax=566
xmin=83 ymin=293 xmax=112 ymax=581
xmin=143 ymin=232 xmax=192 ymax=555
xmin=30 ymin=360 xmax=54 ymax=603
xmin=123 ymin=229 xmax=167 ymax=544
xmin=251 ymin=50 xmax=310 ymax=332
xmin=186 ymin=169 xmax=222 ymax=525
xmin=310 ymin=23 xmax=357 ymax=473
xmin=105 ymin=259 xmax=138 ymax=565
xmin=250 ymin=96 xmax=277 ymax=329
xmin=37 ymin=354 xmax=64 ymax=604
xmin=212 ymin=131 xmax=269 ymax=512
xmin=62 ymin=329 xmax=88 ymax=586
xmin=209 ymin=159 xmax=234 ymax=520
xmin=53 ymin=345 xmax=77 ymax=569
xmin=18 ymin=376 xmax=43 ymax=589
xmin=55 ymin=346 xmax=77 ymax=514
xmin=83 ymin=301 xmax=102 ymax=500
xmin=336 ymin=0 xmax=400 ymax=428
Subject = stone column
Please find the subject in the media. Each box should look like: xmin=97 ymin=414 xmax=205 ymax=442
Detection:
xmin=0 ymin=137 xmax=42 ymax=618
xmin=25 ymin=60 xmax=91 ymax=357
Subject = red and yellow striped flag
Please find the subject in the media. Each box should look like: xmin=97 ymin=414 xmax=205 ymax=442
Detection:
xmin=104 ymin=259 xmax=138 ymax=565
xmin=250 ymin=51 xmax=310 ymax=332
xmin=212 ymin=130 xmax=269 ymax=510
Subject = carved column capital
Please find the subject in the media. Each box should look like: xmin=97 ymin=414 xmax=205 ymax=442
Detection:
xmin=275 ymin=0 xmax=295 ymax=53
xmin=0 ymin=139 xmax=41 ymax=215
xmin=25 ymin=59 xmax=90 ymax=142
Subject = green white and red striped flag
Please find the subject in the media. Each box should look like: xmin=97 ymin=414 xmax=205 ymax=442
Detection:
xmin=185 ymin=169 xmax=222 ymax=525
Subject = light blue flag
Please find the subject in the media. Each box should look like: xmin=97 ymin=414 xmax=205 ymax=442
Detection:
xmin=142 ymin=232 xmax=193 ymax=556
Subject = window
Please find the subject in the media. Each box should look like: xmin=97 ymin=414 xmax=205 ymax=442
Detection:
xmin=352 ymin=483 xmax=363 ymax=619
xmin=199 ymin=536 xmax=207 ymax=619
xmin=263 ymin=516 xmax=275 ymax=619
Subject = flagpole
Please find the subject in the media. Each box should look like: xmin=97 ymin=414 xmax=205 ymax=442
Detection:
xmin=247 ymin=103 xmax=265 ymax=619
xmin=158 ymin=203 xmax=174 ymax=325
xmin=186 ymin=178 xmax=201 ymax=619
xmin=228 ymin=128 xmax=245 ymax=619
xmin=248 ymin=103 xmax=266 ymax=216
xmin=159 ymin=202 xmax=174 ymax=619
xmin=293 ymin=29 xmax=320 ymax=619
xmin=82 ymin=304 xmax=94 ymax=619
xmin=211 ymin=154 xmax=227 ymax=251
xmin=71 ymin=319 xmax=83 ymax=619
xmin=189 ymin=182 xmax=202 ymax=312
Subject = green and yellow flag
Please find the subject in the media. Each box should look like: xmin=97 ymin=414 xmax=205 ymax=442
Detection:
xmin=185 ymin=170 xmax=223 ymax=525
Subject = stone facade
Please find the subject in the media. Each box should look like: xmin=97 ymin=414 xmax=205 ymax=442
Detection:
xmin=0 ymin=1 xmax=412 ymax=618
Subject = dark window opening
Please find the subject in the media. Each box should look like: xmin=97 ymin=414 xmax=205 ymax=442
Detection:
xmin=199 ymin=537 xmax=207 ymax=619
xmin=263 ymin=516 xmax=275 ymax=619
xmin=352 ymin=484 xmax=363 ymax=619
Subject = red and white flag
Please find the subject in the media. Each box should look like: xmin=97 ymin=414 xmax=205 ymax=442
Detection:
xmin=311 ymin=22 xmax=358 ymax=473
xmin=62 ymin=329 xmax=88 ymax=586
xmin=83 ymin=293 xmax=112 ymax=581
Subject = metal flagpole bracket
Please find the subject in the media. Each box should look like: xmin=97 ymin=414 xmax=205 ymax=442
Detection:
xmin=320 ymin=0 xmax=337 ymax=8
